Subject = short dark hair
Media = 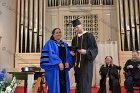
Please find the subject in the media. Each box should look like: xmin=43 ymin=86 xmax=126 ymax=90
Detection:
xmin=105 ymin=56 xmax=113 ymax=60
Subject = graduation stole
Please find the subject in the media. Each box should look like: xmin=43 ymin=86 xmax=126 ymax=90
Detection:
xmin=131 ymin=58 xmax=140 ymax=62
xmin=75 ymin=35 xmax=83 ymax=68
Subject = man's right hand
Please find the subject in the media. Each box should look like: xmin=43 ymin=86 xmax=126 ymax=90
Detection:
xmin=127 ymin=65 xmax=134 ymax=69
xmin=59 ymin=63 xmax=64 ymax=71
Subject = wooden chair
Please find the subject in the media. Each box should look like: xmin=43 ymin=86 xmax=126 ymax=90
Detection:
xmin=103 ymin=66 xmax=121 ymax=93
xmin=133 ymin=82 xmax=140 ymax=93
xmin=32 ymin=72 xmax=47 ymax=93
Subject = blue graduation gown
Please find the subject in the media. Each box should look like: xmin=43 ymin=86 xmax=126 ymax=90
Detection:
xmin=40 ymin=40 xmax=73 ymax=93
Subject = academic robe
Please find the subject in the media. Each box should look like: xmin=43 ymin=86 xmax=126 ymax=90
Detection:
xmin=40 ymin=40 xmax=73 ymax=93
xmin=98 ymin=64 xmax=121 ymax=93
xmin=123 ymin=59 xmax=140 ymax=79
xmin=123 ymin=59 xmax=140 ymax=92
xmin=71 ymin=32 xmax=98 ymax=93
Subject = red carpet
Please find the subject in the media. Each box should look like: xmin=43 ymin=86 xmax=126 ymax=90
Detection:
xmin=15 ymin=86 xmax=140 ymax=93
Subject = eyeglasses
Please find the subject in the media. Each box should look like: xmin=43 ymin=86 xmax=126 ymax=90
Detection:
xmin=73 ymin=25 xmax=81 ymax=30
xmin=54 ymin=31 xmax=61 ymax=34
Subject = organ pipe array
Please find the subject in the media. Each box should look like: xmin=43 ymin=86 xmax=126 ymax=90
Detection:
xmin=17 ymin=0 xmax=45 ymax=53
xmin=118 ymin=0 xmax=140 ymax=51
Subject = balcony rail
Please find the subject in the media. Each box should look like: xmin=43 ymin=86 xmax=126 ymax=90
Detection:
xmin=48 ymin=0 xmax=114 ymax=7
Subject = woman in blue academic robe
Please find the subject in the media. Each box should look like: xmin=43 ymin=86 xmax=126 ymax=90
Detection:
xmin=40 ymin=28 xmax=73 ymax=93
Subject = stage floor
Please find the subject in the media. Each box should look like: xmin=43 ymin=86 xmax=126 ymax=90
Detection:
xmin=15 ymin=86 xmax=140 ymax=93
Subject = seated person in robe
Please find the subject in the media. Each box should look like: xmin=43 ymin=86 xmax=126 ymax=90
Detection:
xmin=40 ymin=28 xmax=73 ymax=93
xmin=124 ymin=50 xmax=140 ymax=93
xmin=98 ymin=56 xmax=121 ymax=93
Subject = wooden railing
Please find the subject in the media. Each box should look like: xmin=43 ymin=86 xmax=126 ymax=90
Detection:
xmin=48 ymin=0 xmax=114 ymax=7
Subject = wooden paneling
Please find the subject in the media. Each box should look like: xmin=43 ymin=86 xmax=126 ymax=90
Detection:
xmin=15 ymin=53 xmax=41 ymax=71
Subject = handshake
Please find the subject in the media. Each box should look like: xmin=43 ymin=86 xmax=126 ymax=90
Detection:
xmin=68 ymin=46 xmax=80 ymax=51
xmin=68 ymin=46 xmax=87 ymax=55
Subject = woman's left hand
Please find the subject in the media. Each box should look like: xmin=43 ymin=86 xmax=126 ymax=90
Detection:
xmin=65 ymin=62 xmax=69 ymax=68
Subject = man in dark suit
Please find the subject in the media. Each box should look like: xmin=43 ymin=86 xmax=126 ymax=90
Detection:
xmin=124 ymin=50 xmax=140 ymax=93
